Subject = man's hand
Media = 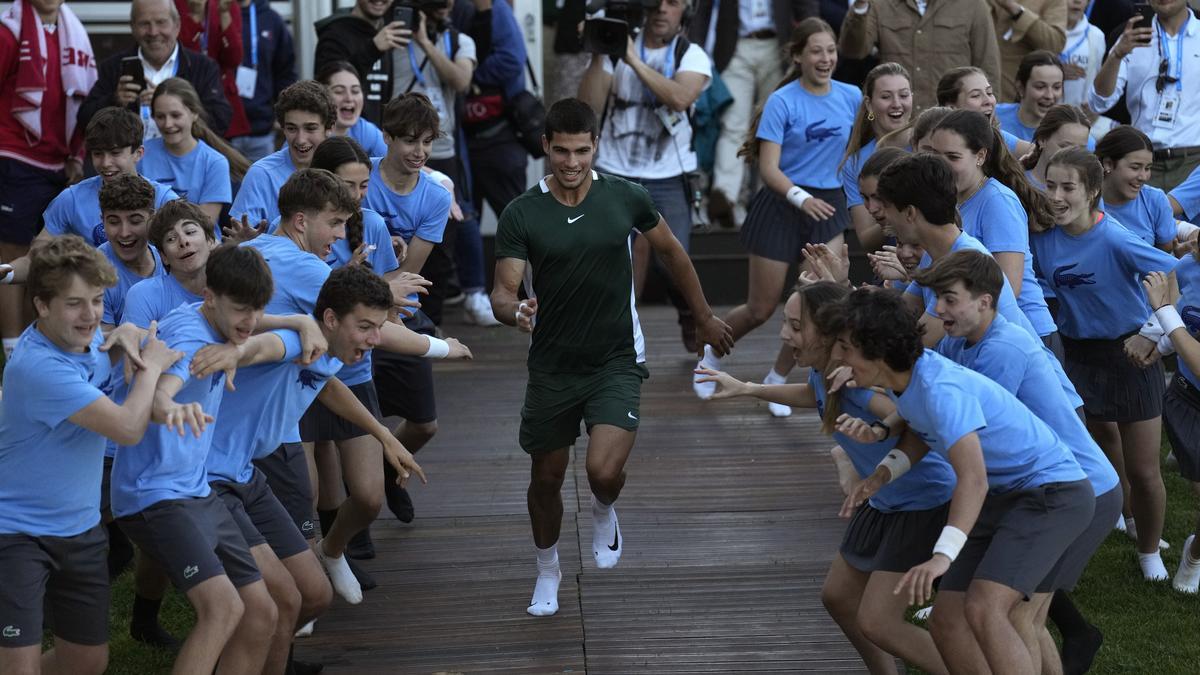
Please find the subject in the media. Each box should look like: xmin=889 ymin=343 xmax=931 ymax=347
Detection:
xmin=65 ymin=158 xmax=84 ymax=185
xmin=373 ymin=19 xmax=412 ymax=52
xmin=1124 ymin=333 xmax=1160 ymax=368
xmin=515 ymin=298 xmax=538 ymax=333
xmin=115 ymin=75 xmax=142 ymax=106
xmin=692 ymin=367 xmax=752 ymax=399
xmin=621 ymin=35 xmax=640 ymax=67
xmin=1142 ymin=271 xmax=1171 ymax=311
xmin=1062 ymin=62 xmax=1087 ymax=80
xmin=222 ymin=214 xmax=268 ymax=243
xmin=835 ymin=413 xmax=883 ymax=443
xmin=101 ymin=322 xmax=150 ymax=381
xmin=444 ymin=337 xmax=473 ymax=359
xmin=382 ymin=436 xmax=427 ymax=488
xmin=388 ymin=272 xmax=431 ymax=319
xmin=190 ymin=342 xmax=243 ymax=391
xmin=695 ymin=314 xmax=734 ymax=358
xmin=802 ymin=242 xmax=850 ymax=285
xmin=894 ymin=555 xmax=952 ymax=606
xmin=161 ymin=401 xmax=214 ymax=438
xmin=411 ymin=11 xmax=432 ymax=50
xmin=138 ymin=84 xmax=156 ymax=107
xmin=839 ymin=467 xmax=889 ymax=517
xmin=391 ymin=235 xmax=409 ymax=263
xmin=868 ymin=246 xmax=910 ymax=282
xmin=1114 ymin=16 xmax=1154 ymax=59
xmin=349 ymin=242 xmax=374 ymax=267
xmin=826 ymin=365 xmax=858 ymax=393
xmin=293 ymin=315 xmax=328 ymax=365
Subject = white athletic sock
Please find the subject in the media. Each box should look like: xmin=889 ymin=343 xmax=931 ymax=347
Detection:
xmin=1124 ymin=516 xmax=1137 ymax=540
xmin=317 ymin=540 xmax=363 ymax=604
xmin=1115 ymin=513 xmax=1126 ymax=532
xmin=763 ymin=369 xmax=792 ymax=418
xmin=591 ymin=496 xmax=622 ymax=569
xmin=692 ymin=345 xmax=721 ymax=399
xmin=1138 ymin=550 xmax=1169 ymax=581
xmin=2 ymin=337 xmax=16 ymax=360
xmin=1174 ymin=535 xmax=1200 ymax=594
xmin=528 ymin=545 xmax=561 ymax=617
xmin=294 ymin=619 xmax=315 ymax=638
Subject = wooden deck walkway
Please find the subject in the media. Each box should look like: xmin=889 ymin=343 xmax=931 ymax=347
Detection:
xmin=297 ymin=306 xmax=870 ymax=674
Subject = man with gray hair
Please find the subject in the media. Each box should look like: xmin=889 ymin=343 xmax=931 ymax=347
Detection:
xmin=79 ymin=0 xmax=231 ymax=138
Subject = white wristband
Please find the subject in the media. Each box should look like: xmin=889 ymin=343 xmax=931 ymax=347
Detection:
xmin=786 ymin=185 xmax=813 ymax=210
xmin=422 ymin=336 xmax=450 ymax=359
xmin=1177 ymin=220 xmax=1199 ymax=240
xmin=1155 ymin=304 xmax=1186 ymax=338
xmin=877 ymin=449 xmax=911 ymax=482
xmin=0 ymin=267 xmax=12 ymax=285
xmin=1158 ymin=331 xmax=1177 ymax=356
xmin=932 ymin=525 xmax=968 ymax=562
xmin=1139 ymin=313 xmax=1165 ymax=342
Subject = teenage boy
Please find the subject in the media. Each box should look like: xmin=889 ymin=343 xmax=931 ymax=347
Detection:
xmin=110 ymin=244 xmax=279 ymax=675
xmin=230 ymin=80 xmax=335 ymax=227
xmin=0 ymin=234 xmax=181 ymax=675
xmin=828 ymin=287 xmax=1094 ymax=675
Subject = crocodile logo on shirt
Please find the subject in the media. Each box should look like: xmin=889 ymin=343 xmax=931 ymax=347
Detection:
xmin=210 ymin=372 xmax=223 ymax=391
xmin=183 ymin=564 xmax=199 ymax=579
xmin=805 ymin=120 xmax=841 ymax=143
xmin=297 ymin=370 xmax=321 ymax=390
xmin=1052 ymin=263 xmax=1096 ymax=289
xmin=91 ymin=223 xmax=108 ymax=246
xmin=1183 ymin=306 xmax=1200 ymax=334
xmin=2 ymin=626 xmax=20 ymax=639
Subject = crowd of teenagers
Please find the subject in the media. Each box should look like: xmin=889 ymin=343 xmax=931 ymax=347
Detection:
xmin=5 ymin=0 xmax=1200 ymax=672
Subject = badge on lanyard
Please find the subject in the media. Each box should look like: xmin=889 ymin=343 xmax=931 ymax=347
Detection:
xmin=236 ymin=3 xmax=259 ymax=99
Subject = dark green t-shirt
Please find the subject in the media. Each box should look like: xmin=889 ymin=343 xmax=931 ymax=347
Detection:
xmin=495 ymin=172 xmax=660 ymax=373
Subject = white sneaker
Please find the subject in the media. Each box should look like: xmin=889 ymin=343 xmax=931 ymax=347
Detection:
xmin=294 ymin=620 xmax=315 ymax=638
xmin=462 ymin=292 xmax=501 ymax=326
xmin=913 ymin=606 xmax=933 ymax=621
xmin=316 ymin=540 xmax=363 ymax=604
xmin=767 ymin=401 xmax=792 ymax=417
xmin=1174 ymin=535 xmax=1200 ymax=593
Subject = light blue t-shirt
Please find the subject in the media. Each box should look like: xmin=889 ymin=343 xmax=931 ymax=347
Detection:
xmin=936 ymin=314 xmax=1119 ymax=496
xmin=363 ymin=160 xmax=452 ymax=244
xmin=138 ymin=138 xmax=232 ymax=205
xmin=110 ymin=303 xmax=226 ymax=517
xmin=894 ymin=350 xmax=1086 ymax=493
xmin=43 ymin=175 xmax=178 ymax=247
xmin=0 ymin=326 xmax=113 ymax=536
xmin=325 ymin=207 xmax=398 ymax=386
xmin=207 ymin=330 xmax=343 ymax=483
xmin=959 ymin=178 xmax=1056 ymax=336
xmin=1173 ymin=254 xmax=1200 ymax=389
xmin=124 ymin=274 xmax=203 ymax=329
xmin=1031 ymin=214 xmax=1178 ymax=339
xmin=1001 ymin=128 xmax=1022 ymax=153
xmin=99 ymin=243 xmax=165 ymax=325
xmin=348 ymin=118 xmax=388 ymax=158
xmin=241 ymin=234 xmax=331 ymax=316
xmin=231 ymin=147 xmax=296 ymax=225
xmin=1170 ymin=163 xmax=1200 ymax=222
xmin=995 ymin=103 xmax=1034 ymax=143
xmin=1101 ymin=186 xmax=1176 ymax=247
xmin=840 ymin=138 xmax=877 ymax=209
xmin=809 ymin=368 xmax=955 ymax=512
xmin=755 ymin=79 xmax=860 ymax=189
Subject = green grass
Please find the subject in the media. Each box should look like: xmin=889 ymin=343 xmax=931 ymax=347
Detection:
xmin=100 ymin=573 xmax=195 ymax=674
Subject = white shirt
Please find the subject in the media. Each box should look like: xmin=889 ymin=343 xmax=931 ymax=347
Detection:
xmin=1089 ymin=13 xmax=1200 ymax=149
xmin=738 ymin=0 xmax=775 ymax=36
xmin=595 ymin=38 xmax=711 ymax=179
xmin=1061 ymin=19 xmax=1105 ymax=107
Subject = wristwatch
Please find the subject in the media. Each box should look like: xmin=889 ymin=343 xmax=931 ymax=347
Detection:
xmin=870 ymin=420 xmax=890 ymax=440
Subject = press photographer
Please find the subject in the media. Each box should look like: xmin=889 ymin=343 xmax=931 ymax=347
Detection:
xmin=578 ymin=0 xmax=712 ymax=351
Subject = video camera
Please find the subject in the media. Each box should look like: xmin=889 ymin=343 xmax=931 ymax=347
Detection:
xmin=583 ymin=0 xmax=660 ymax=57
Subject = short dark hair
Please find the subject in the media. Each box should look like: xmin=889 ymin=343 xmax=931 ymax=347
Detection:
xmin=822 ymin=288 xmax=924 ymax=372
xmin=28 ymin=235 xmax=118 ymax=305
xmin=380 ymin=92 xmax=440 ymax=140
xmin=543 ymin=98 xmax=598 ymax=141
xmin=877 ymin=153 xmax=958 ymax=225
xmin=859 ymin=146 xmax=909 ymax=182
xmin=277 ymin=168 xmax=359 ymax=221
xmin=911 ymin=249 xmax=1003 ymax=305
xmin=313 ymin=264 xmax=393 ymax=321
xmin=1014 ymin=50 xmax=1063 ymax=101
xmin=275 ymin=80 xmax=337 ymax=129
xmin=205 ymin=243 xmax=273 ymax=308
xmin=86 ymin=107 xmax=143 ymax=153
xmin=98 ymin=173 xmax=155 ymax=214
xmin=148 ymin=199 xmax=216 ymax=251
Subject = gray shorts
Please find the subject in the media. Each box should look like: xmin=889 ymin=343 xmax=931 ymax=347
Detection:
xmin=253 ymin=443 xmax=316 ymax=540
xmin=212 ymin=469 xmax=310 ymax=561
xmin=840 ymin=502 xmax=950 ymax=574
xmin=0 ymin=525 xmax=109 ymax=647
xmin=117 ymin=494 xmax=261 ymax=592
xmin=1039 ymin=486 xmax=1123 ymax=593
xmin=940 ymin=479 xmax=1094 ymax=598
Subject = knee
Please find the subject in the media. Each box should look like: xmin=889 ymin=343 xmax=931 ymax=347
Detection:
xmin=855 ymin=606 xmax=892 ymax=647
xmin=745 ymin=302 xmax=776 ymax=328
xmin=273 ymin=580 xmax=302 ymax=627
xmin=927 ymin=604 xmax=958 ymax=645
xmin=819 ymin=584 xmax=855 ymax=624
xmin=241 ymin=590 xmax=280 ymax=638
xmin=529 ymin=471 xmax=565 ymax=498
xmin=963 ymin=593 xmax=997 ymax=635
xmin=83 ymin=649 xmax=109 ymax=675
xmin=585 ymin=463 xmax=623 ymax=492
xmin=351 ymin=490 xmax=383 ymax=520
xmin=197 ymin=584 xmax=245 ymax=629
xmin=410 ymin=421 xmax=438 ymax=446
xmin=299 ymin=573 xmax=333 ymax=622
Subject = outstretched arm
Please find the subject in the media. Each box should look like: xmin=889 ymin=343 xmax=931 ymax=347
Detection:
xmin=643 ymin=219 xmax=733 ymax=357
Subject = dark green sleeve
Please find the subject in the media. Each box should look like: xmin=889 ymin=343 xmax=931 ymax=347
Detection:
xmin=627 ymin=181 xmax=662 ymax=233
xmin=494 ymin=201 xmax=528 ymax=261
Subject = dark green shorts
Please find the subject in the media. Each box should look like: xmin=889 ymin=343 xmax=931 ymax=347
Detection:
xmin=519 ymin=363 xmax=650 ymax=455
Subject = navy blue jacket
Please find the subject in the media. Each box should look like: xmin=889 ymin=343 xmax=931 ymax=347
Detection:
xmin=239 ymin=0 xmax=298 ymax=135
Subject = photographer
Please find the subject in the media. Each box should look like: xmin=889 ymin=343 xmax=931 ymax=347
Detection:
xmin=315 ymin=0 xmax=411 ymax=124
xmin=578 ymin=0 xmax=711 ymax=351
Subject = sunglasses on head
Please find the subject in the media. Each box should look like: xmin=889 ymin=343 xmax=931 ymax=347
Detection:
xmin=1158 ymin=58 xmax=1179 ymax=93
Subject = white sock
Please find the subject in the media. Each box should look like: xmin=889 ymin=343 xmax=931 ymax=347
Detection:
xmin=763 ymin=369 xmax=792 ymax=417
xmin=1174 ymin=535 xmax=1200 ymax=593
xmin=1115 ymin=513 xmax=1126 ymax=532
xmin=2 ymin=337 xmax=17 ymax=360
xmin=591 ymin=496 xmax=622 ymax=569
xmin=1139 ymin=551 xmax=1169 ymax=581
xmin=294 ymin=619 xmax=315 ymax=638
xmin=692 ymin=346 xmax=721 ymax=399
xmin=528 ymin=545 xmax=561 ymax=617
xmin=317 ymin=540 xmax=363 ymax=604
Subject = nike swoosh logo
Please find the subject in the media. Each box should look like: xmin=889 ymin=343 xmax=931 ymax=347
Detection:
xmin=627 ymin=411 xmax=638 ymax=421
xmin=567 ymin=214 xmax=584 ymax=223
xmin=608 ymin=527 xmax=619 ymax=551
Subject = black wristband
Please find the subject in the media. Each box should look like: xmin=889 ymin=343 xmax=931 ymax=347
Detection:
xmin=870 ymin=420 xmax=889 ymax=439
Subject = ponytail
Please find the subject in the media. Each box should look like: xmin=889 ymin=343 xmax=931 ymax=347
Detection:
xmin=311 ymin=136 xmax=372 ymax=265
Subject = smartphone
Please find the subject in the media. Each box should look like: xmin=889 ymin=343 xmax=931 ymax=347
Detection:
xmin=391 ymin=4 xmax=414 ymax=27
xmin=120 ymin=56 xmax=145 ymax=90
xmin=1133 ymin=2 xmax=1154 ymax=31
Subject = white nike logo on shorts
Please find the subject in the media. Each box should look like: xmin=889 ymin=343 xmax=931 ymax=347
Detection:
xmin=567 ymin=214 xmax=585 ymax=223
xmin=627 ymin=411 xmax=638 ymax=421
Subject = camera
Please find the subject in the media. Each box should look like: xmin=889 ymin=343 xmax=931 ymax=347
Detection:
xmin=583 ymin=0 xmax=660 ymax=56
xmin=393 ymin=0 xmax=451 ymax=40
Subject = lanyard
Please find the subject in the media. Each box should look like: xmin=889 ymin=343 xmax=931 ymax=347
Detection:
xmin=1159 ymin=15 xmax=1188 ymax=93
xmin=1084 ymin=0 xmax=1094 ymax=19
xmin=407 ymin=32 xmax=452 ymax=87
xmin=247 ymin=3 xmax=257 ymax=67
xmin=638 ymin=35 xmax=678 ymax=102
xmin=1060 ymin=27 xmax=1089 ymax=61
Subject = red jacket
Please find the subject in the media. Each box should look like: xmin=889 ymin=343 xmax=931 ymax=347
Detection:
xmin=175 ymin=0 xmax=249 ymax=138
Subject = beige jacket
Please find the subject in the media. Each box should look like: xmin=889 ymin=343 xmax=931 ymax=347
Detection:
xmin=840 ymin=0 xmax=1003 ymax=113
xmin=992 ymin=0 xmax=1068 ymax=100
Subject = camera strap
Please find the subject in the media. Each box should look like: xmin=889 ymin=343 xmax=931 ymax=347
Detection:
xmin=405 ymin=32 xmax=454 ymax=93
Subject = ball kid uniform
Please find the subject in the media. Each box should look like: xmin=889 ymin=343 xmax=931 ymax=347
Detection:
xmin=0 ymin=326 xmax=114 ymax=648
xmin=1162 ymin=253 xmax=1200 ymax=481
xmin=138 ymin=138 xmax=233 ymax=207
xmin=231 ymin=146 xmax=296 ymax=225
xmin=1101 ymin=185 xmax=1177 ymax=248
xmin=43 ymin=175 xmax=178 ymax=247
xmin=1170 ymin=163 xmax=1200 ymax=222
xmin=741 ymin=79 xmax=858 ymax=262
xmin=810 ymin=369 xmax=956 ymax=573
xmin=893 ymin=350 xmax=1093 ymax=597
xmin=994 ymin=103 xmax=1035 ymax=143
xmin=936 ymin=314 xmax=1121 ymax=592
xmin=1031 ymin=213 xmax=1179 ymax=421
xmin=347 ymin=117 xmax=388 ymax=158
xmin=495 ymin=172 xmax=656 ymax=454
xmin=111 ymin=302 xmax=261 ymax=593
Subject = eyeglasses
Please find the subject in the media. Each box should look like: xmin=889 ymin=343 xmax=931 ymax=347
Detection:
xmin=1158 ymin=58 xmax=1179 ymax=94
